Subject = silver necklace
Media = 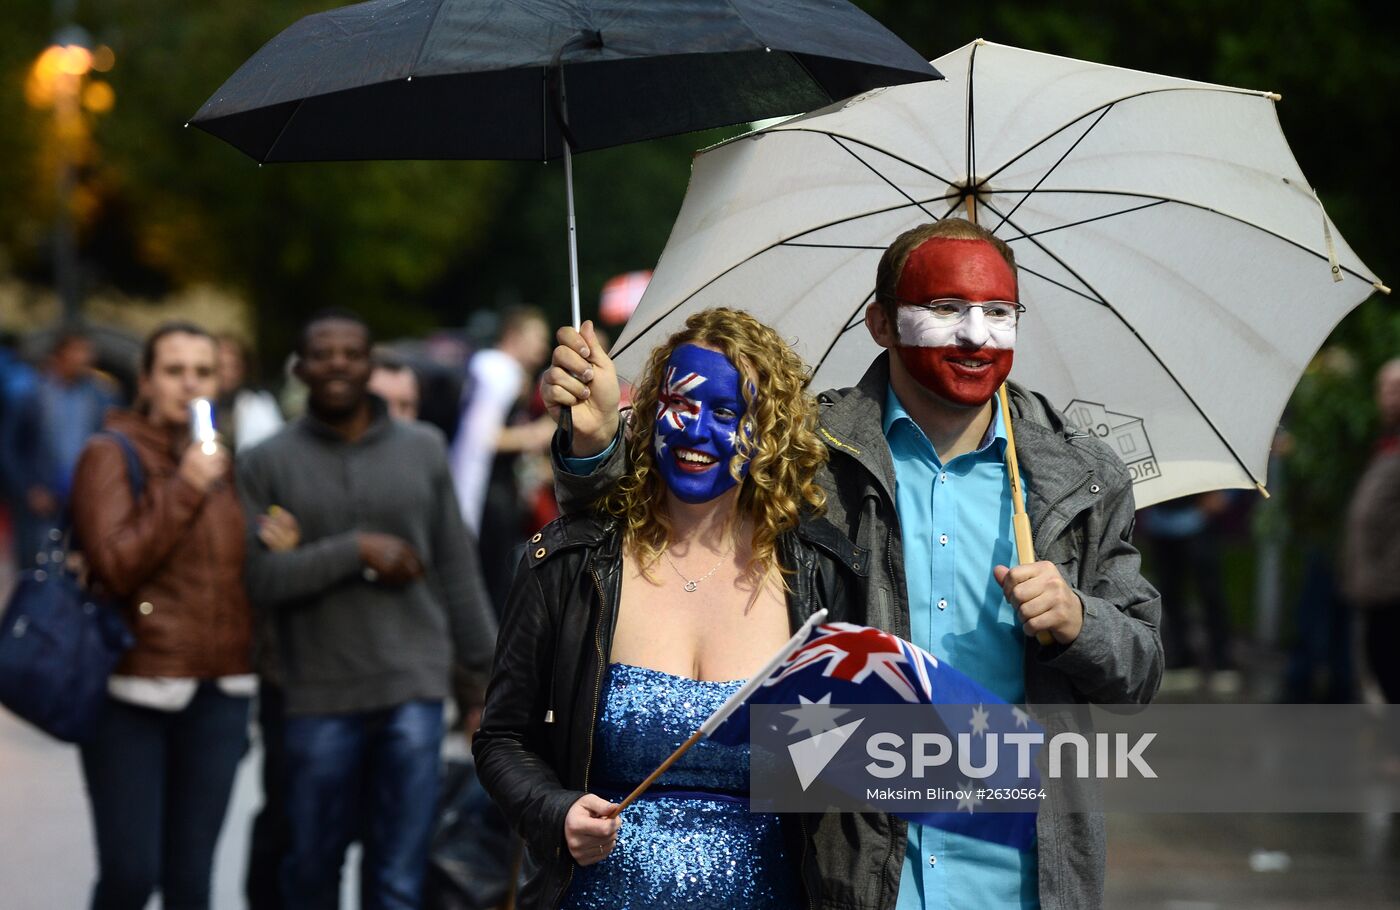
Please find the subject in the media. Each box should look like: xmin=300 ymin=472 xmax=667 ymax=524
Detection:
xmin=663 ymin=547 xmax=729 ymax=592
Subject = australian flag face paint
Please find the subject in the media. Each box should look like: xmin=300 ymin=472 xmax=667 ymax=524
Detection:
xmin=653 ymin=344 xmax=750 ymax=504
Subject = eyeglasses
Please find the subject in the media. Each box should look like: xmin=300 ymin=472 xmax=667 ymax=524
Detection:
xmin=884 ymin=296 xmax=1026 ymax=328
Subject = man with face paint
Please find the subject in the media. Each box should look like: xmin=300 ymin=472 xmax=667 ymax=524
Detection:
xmin=547 ymin=219 xmax=1163 ymax=910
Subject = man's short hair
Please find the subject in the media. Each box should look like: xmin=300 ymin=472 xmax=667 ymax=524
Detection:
xmin=875 ymin=219 xmax=1018 ymax=318
xmin=297 ymin=308 xmax=371 ymax=356
xmin=370 ymin=348 xmax=419 ymax=387
xmin=370 ymin=349 xmax=412 ymax=374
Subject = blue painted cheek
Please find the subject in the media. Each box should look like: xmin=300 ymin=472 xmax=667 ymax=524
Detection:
xmin=654 ymin=424 xmax=742 ymax=504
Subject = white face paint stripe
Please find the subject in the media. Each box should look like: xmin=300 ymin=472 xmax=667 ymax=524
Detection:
xmin=895 ymin=306 xmax=1016 ymax=350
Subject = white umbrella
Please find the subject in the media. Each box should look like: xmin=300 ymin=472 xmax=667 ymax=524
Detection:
xmin=609 ymin=39 xmax=1388 ymax=508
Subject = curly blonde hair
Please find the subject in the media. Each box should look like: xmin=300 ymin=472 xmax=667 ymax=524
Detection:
xmin=598 ymin=308 xmax=827 ymax=582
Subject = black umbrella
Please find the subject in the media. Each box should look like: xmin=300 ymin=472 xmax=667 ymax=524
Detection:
xmin=190 ymin=0 xmax=940 ymax=323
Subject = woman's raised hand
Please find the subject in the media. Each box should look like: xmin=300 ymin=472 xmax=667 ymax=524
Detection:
xmin=563 ymin=793 xmax=622 ymax=866
xmin=542 ymin=320 xmax=620 ymax=457
xmin=177 ymin=442 xmax=231 ymax=493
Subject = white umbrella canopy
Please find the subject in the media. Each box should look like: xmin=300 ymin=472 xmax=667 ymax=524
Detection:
xmin=609 ymin=39 xmax=1387 ymax=508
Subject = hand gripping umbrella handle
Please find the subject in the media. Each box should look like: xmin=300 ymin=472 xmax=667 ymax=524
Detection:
xmin=998 ymin=383 xmax=1054 ymax=647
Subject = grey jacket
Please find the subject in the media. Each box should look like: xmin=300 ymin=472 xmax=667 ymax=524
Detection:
xmin=814 ymin=356 xmax=1163 ymax=910
xmin=238 ymin=400 xmax=497 ymax=715
xmin=556 ymin=354 xmax=1162 ymax=909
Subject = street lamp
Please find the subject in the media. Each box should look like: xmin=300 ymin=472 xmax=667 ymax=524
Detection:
xmin=25 ymin=33 xmax=115 ymax=326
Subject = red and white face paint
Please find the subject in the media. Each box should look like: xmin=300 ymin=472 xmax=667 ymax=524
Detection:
xmin=892 ymin=238 xmax=1018 ymax=408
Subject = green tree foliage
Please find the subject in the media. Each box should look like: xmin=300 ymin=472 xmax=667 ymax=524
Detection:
xmin=1 ymin=0 xmax=1396 ymax=543
xmin=2 ymin=0 xmax=508 ymax=358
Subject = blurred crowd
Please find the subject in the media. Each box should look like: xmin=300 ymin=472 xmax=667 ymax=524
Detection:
xmin=0 ymin=310 xmax=571 ymax=910
xmin=0 ymin=312 xmax=1394 ymax=910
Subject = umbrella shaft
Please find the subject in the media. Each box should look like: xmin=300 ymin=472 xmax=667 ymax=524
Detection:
xmin=565 ymin=139 xmax=581 ymax=329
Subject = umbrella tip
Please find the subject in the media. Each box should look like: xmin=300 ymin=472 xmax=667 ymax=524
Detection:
xmin=406 ymin=75 xmax=413 ymax=82
xmin=1375 ymin=281 xmax=1392 ymax=295
xmin=1255 ymin=482 xmax=1271 ymax=499
xmin=183 ymin=122 xmax=189 ymax=128
xmin=1266 ymin=91 xmax=1282 ymax=102
xmin=975 ymin=37 xmax=987 ymax=45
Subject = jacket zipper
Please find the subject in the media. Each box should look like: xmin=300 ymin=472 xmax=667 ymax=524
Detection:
xmin=1030 ymin=471 xmax=1092 ymax=556
xmin=827 ymin=432 xmax=917 ymax=893
xmin=553 ymin=565 xmax=610 ymax=909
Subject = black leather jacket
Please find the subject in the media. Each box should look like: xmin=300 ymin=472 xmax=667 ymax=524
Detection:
xmin=472 ymin=510 xmax=889 ymax=910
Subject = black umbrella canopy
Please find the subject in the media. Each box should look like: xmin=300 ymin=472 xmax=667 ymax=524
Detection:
xmin=190 ymin=0 xmax=940 ymax=162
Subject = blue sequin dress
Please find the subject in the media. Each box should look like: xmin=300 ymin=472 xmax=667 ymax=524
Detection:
xmin=562 ymin=663 xmax=800 ymax=910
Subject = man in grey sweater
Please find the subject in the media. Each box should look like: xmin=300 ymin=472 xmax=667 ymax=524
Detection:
xmin=238 ymin=309 xmax=497 ymax=910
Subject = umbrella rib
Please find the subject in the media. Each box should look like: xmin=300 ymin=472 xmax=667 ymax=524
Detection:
xmin=262 ymin=97 xmax=309 ymax=163
xmin=769 ymin=189 xmax=958 ymax=244
xmin=809 ymin=290 xmax=878 ymax=378
xmin=993 ymin=188 xmax=1376 ymax=285
xmin=612 ymin=187 xmax=965 ymax=362
xmin=998 ymin=198 xmax=1170 ymax=243
xmin=982 ymin=197 xmax=1263 ymax=486
xmin=980 ymin=86 xmax=1282 ymax=188
xmin=829 ymin=136 xmax=944 ymax=221
xmin=407 ymin=0 xmax=449 ymax=75
xmin=989 ymin=104 xmax=1116 ymax=233
xmin=776 ymin=128 xmax=960 ymax=188
xmin=782 ymin=242 xmax=887 ymax=250
xmin=1014 ymin=263 xmax=1107 ymax=307
xmin=965 ymin=40 xmax=980 ymax=181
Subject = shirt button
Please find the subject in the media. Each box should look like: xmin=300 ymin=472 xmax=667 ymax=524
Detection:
xmin=939 ymin=473 xmax=947 ymax=483
xmin=939 ymin=534 xmax=948 ymax=546
xmin=929 ymin=855 xmax=938 ymax=867
xmin=937 ymin=599 xmax=948 ymax=610
xmin=138 ymin=602 xmax=154 ymax=615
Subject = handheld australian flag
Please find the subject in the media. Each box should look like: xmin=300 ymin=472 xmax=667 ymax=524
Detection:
xmin=702 ymin=616 xmax=1040 ymax=850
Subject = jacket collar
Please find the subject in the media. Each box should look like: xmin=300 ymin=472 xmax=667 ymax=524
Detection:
xmin=104 ymin=408 xmax=190 ymax=462
xmin=299 ymin=394 xmax=393 ymax=444
xmin=817 ymin=353 xmax=901 ymax=503
xmin=817 ymin=353 xmax=1096 ymax=530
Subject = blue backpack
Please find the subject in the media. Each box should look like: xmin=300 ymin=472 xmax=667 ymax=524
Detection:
xmin=0 ymin=432 xmax=141 ymax=742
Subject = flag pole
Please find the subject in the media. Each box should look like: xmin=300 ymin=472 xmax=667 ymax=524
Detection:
xmin=965 ymin=195 xmax=1052 ymax=647
xmin=606 ymin=609 xmax=828 ymax=818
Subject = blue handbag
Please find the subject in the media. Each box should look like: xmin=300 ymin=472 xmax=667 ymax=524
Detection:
xmin=0 ymin=432 xmax=142 ymax=743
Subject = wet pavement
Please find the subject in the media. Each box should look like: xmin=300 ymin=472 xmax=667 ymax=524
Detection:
xmin=3 ymin=702 xmax=1396 ymax=909
xmin=1 ymin=549 xmax=1396 ymax=908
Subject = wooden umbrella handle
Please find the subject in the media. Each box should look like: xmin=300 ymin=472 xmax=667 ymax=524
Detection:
xmin=998 ymin=383 xmax=1054 ymax=647
xmin=965 ymin=200 xmax=1050 ymax=645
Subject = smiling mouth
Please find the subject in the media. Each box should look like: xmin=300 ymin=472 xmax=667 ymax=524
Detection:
xmin=673 ymin=447 xmax=719 ymax=473
xmin=947 ymin=356 xmax=992 ymax=370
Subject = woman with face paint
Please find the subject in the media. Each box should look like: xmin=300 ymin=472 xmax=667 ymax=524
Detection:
xmin=474 ymin=308 xmax=870 ymax=910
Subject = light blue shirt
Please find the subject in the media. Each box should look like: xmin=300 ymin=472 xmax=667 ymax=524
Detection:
xmin=885 ymin=386 xmax=1039 ymax=910
xmin=562 ymin=398 xmax=1040 ymax=906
